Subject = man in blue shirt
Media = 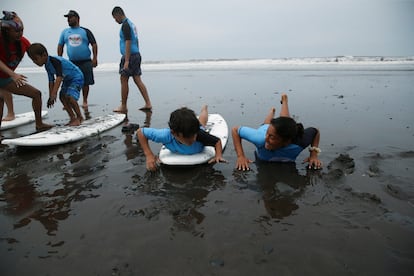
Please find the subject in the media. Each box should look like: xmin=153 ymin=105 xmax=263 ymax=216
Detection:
xmin=58 ymin=10 xmax=97 ymax=108
xmin=111 ymin=6 xmax=152 ymax=114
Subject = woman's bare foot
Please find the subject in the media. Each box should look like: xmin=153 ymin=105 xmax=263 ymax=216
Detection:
xmin=2 ymin=113 xmax=15 ymax=121
xmin=263 ymin=107 xmax=276 ymax=124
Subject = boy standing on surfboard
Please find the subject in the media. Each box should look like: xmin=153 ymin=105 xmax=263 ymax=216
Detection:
xmin=27 ymin=43 xmax=84 ymax=126
xmin=137 ymin=105 xmax=226 ymax=171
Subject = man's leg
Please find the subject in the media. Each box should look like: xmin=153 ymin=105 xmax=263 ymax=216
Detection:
xmin=113 ymin=75 xmax=129 ymax=113
xmin=133 ymin=75 xmax=152 ymax=110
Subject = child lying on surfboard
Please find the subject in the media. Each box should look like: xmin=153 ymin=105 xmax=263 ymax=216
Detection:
xmin=137 ymin=105 xmax=226 ymax=171
xmin=27 ymin=43 xmax=84 ymax=126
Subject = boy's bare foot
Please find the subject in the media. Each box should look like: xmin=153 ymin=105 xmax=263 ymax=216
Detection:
xmin=2 ymin=114 xmax=15 ymax=121
xmin=114 ymin=106 xmax=128 ymax=114
xmin=68 ymin=118 xmax=81 ymax=126
xmin=280 ymin=93 xmax=288 ymax=104
xmin=36 ymin=123 xmax=54 ymax=131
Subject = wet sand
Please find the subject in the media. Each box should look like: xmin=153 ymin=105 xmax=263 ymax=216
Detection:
xmin=1 ymin=68 xmax=414 ymax=275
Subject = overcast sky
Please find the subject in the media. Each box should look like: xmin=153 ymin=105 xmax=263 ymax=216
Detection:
xmin=3 ymin=0 xmax=414 ymax=64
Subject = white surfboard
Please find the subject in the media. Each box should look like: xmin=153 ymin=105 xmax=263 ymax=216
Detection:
xmin=1 ymin=113 xmax=126 ymax=146
xmin=158 ymin=113 xmax=228 ymax=165
xmin=1 ymin=110 xmax=48 ymax=130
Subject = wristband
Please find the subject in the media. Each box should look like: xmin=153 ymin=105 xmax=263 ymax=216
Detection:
xmin=309 ymin=146 xmax=321 ymax=153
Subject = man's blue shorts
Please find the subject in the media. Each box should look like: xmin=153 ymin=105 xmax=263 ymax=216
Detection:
xmin=72 ymin=60 xmax=95 ymax=86
xmin=119 ymin=53 xmax=142 ymax=77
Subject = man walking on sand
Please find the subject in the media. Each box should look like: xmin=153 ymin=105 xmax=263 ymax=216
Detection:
xmin=58 ymin=10 xmax=98 ymax=108
xmin=111 ymin=6 xmax=152 ymax=113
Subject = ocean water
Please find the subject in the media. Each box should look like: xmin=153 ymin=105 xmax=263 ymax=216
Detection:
xmin=16 ymin=55 xmax=414 ymax=74
xmin=2 ymin=58 xmax=414 ymax=275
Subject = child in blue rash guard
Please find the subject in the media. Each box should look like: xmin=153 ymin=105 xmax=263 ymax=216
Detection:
xmin=137 ymin=105 xmax=226 ymax=171
xmin=27 ymin=43 xmax=84 ymax=126
xmin=232 ymin=94 xmax=322 ymax=171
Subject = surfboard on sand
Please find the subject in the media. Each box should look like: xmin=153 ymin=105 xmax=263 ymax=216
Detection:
xmin=1 ymin=113 xmax=126 ymax=146
xmin=1 ymin=110 xmax=48 ymax=130
xmin=158 ymin=113 xmax=228 ymax=166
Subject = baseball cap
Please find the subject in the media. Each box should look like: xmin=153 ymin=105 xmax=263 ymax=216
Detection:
xmin=64 ymin=10 xmax=79 ymax=18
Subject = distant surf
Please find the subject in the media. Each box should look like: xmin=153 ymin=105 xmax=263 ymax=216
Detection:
xmin=17 ymin=56 xmax=414 ymax=73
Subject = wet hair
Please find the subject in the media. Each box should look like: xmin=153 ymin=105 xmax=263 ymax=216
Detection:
xmin=168 ymin=107 xmax=200 ymax=138
xmin=1 ymin=11 xmax=24 ymax=61
xmin=112 ymin=6 xmax=125 ymax=16
xmin=27 ymin=43 xmax=48 ymax=59
xmin=270 ymin=117 xmax=304 ymax=142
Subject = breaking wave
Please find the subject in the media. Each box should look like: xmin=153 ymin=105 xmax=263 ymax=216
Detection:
xmin=17 ymin=56 xmax=414 ymax=73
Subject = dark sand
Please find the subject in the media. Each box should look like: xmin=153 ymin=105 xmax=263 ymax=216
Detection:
xmin=1 ymin=67 xmax=414 ymax=275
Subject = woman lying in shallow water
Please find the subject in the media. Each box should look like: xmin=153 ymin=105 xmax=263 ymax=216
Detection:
xmin=232 ymin=93 xmax=322 ymax=171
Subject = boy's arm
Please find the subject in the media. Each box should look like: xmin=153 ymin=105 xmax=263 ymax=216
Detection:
xmin=47 ymin=76 xmax=62 ymax=108
xmin=208 ymin=139 xmax=227 ymax=164
xmin=137 ymin=129 xmax=159 ymax=171
xmin=232 ymin=126 xmax=252 ymax=171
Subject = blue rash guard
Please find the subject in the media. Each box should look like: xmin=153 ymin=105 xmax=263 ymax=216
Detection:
xmin=45 ymin=56 xmax=84 ymax=100
xmin=142 ymin=127 xmax=219 ymax=155
xmin=119 ymin=18 xmax=139 ymax=56
xmin=58 ymin=27 xmax=96 ymax=61
xmin=238 ymin=124 xmax=317 ymax=162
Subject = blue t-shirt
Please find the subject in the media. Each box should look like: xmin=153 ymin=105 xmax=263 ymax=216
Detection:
xmin=142 ymin=127 xmax=219 ymax=155
xmin=142 ymin=128 xmax=204 ymax=154
xmin=238 ymin=124 xmax=316 ymax=162
xmin=45 ymin=56 xmax=83 ymax=86
xmin=119 ymin=18 xmax=139 ymax=56
xmin=58 ymin=27 xmax=96 ymax=61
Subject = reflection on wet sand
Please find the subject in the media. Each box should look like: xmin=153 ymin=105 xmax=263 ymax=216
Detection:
xmin=0 ymin=138 xmax=113 ymax=236
xmin=255 ymin=162 xmax=320 ymax=219
xmin=122 ymin=165 xmax=226 ymax=237
xmin=122 ymin=110 xmax=152 ymax=161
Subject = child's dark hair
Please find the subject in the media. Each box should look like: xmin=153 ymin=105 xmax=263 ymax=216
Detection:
xmin=27 ymin=43 xmax=48 ymax=59
xmin=168 ymin=107 xmax=200 ymax=138
xmin=270 ymin=117 xmax=304 ymax=142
